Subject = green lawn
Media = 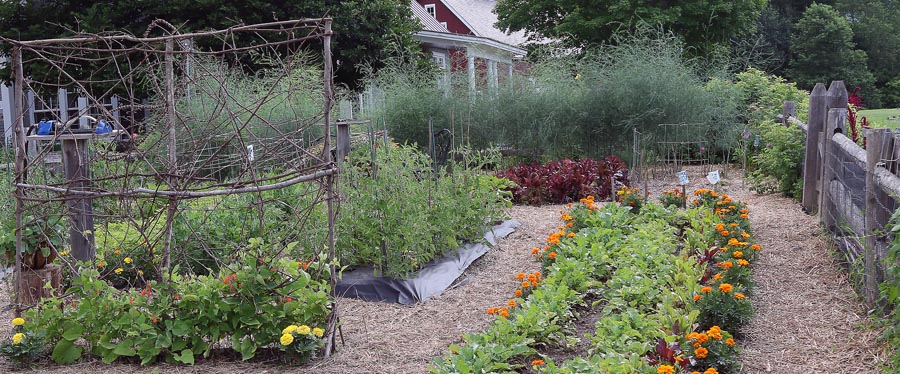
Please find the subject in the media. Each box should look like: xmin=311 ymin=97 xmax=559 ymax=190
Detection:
xmin=859 ymin=108 xmax=900 ymax=128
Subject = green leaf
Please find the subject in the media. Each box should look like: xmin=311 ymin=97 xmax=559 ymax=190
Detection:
xmin=62 ymin=322 xmax=84 ymax=341
xmin=174 ymin=349 xmax=195 ymax=365
xmin=113 ymin=339 xmax=136 ymax=356
xmin=172 ymin=320 xmax=190 ymax=336
xmin=52 ymin=339 xmax=83 ymax=364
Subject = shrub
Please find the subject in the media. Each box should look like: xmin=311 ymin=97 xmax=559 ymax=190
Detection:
xmin=747 ymin=120 xmax=805 ymax=198
xmin=495 ymin=156 xmax=629 ymax=205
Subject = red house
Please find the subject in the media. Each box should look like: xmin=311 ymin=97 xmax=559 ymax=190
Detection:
xmin=410 ymin=0 xmax=527 ymax=93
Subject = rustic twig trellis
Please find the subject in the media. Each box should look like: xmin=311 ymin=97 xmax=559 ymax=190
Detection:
xmin=3 ymin=18 xmax=342 ymax=354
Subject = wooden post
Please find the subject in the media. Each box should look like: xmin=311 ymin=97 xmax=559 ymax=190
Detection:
xmin=802 ymin=84 xmax=826 ymax=213
xmin=162 ymin=39 xmax=177 ymax=273
xmin=782 ymin=101 xmax=796 ymax=126
xmin=865 ymin=128 xmax=889 ymax=305
xmin=335 ymin=121 xmax=350 ymax=167
xmin=12 ymin=47 xmax=27 ymax=314
xmin=62 ymin=137 xmax=95 ymax=260
xmin=820 ymin=107 xmax=848 ymax=231
xmin=819 ymin=81 xmax=848 ymax=225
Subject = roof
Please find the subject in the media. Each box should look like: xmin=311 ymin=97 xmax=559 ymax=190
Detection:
xmin=440 ymin=0 xmax=528 ymax=47
xmin=410 ymin=1 xmax=449 ymax=33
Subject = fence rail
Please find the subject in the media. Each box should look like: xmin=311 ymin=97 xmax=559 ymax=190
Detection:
xmin=792 ymin=80 xmax=900 ymax=304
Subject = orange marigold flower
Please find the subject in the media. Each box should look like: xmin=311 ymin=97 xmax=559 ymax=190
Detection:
xmin=733 ymin=251 xmax=743 ymax=259
xmin=515 ymin=289 xmax=523 ymax=297
xmin=527 ymin=274 xmax=537 ymax=282
xmin=531 ymin=248 xmax=540 ymax=255
xmin=531 ymin=359 xmax=545 ymax=366
xmin=720 ymin=230 xmax=729 ymax=237
xmin=719 ymin=283 xmax=733 ymax=293
xmin=487 ymin=307 xmax=498 ymax=315
xmin=740 ymin=214 xmax=749 ymax=219
xmin=738 ymin=259 xmax=750 ymax=266
xmin=707 ymin=326 xmax=722 ymax=340
xmin=715 ymin=223 xmax=725 ymax=231
xmin=693 ymin=295 xmax=702 ymax=301
xmin=729 ymin=223 xmax=738 ymax=228
xmin=508 ymin=299 xmax=517 ymax=307
xmin=499 ymin=308 xmax=509 ymax=318
xmin=701 ymin=286 xmax=712 ymax=293
xmin=522 ymin=282 xmax=530 ymax=289
xmin=516 ymin=272 xmax=526 ymax=280
xmin=735 ymin=292 xmax=746 ymax=300
xmin=694 ymin=346 xmax=708 ymax=358
xmin=548 ymin=252 xmax=558 ymax=259
xmin=567 ymin=232 xmax=576 ymax=238
xmin=566 ymin=222 xmax=574 ymax=227
xmin=531 ymin=280 xmax=539 ymax=287
xmin=657 ymin=365 xmax=675 ymax=374
xmin=718 ymin=261 xmax=734 ymax=269
xmin=696 ymin=333 xmax=709 ymax=343
xmin=534 ymin=271 xmax=542 ymax=277
xmin=751 ymin=244 xmax=761 ymax=251
xmin=741 ymin=232 xmax=751 ymax=239
xmin=726 ymin=338 xmax=735 ymax=346
xmin=728 ymin=238 xmax=740 ymax=246
xmin=567 ymin=203 xmax=573 ymax=207
xmin=713 ymin=273 xmax=723 ymax=281
xmin=704 ymin=368 xmax=718 ymax=374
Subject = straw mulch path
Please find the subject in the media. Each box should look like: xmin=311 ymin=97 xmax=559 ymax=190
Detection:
xmin=735 ymin=191 xmax=886 ymax=373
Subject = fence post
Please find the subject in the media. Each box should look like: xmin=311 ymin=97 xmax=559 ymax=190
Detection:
xmin=819 ymin=81 xmax=848 ymax=226
xmin=782 ymin=101 xmax=795 ymax=126
xmin=865 ymin=128 xmax=889 ymax=305
xmin=820 ymin=107 xmax=848 ymax=231
xmin=802 ymin=84 xmax=826 ymax=213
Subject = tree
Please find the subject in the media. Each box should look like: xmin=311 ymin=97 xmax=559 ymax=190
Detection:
xmin=788 ymin=3 xmax=875 ymax=101
xmin=835 ymin=0 xmax=900 ymax=107
xmin=494 ymin=0 xmax=767 ymax=53
xmin=0 ymin=0 xmax=421 ymax=90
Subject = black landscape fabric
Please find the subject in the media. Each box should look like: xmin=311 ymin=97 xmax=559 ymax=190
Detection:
xmin=335 ymin=220 xmax=521 ymax=304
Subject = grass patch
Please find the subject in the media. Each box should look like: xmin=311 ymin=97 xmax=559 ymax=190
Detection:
xmin=859 ymin=108 xmax=900 ymax=128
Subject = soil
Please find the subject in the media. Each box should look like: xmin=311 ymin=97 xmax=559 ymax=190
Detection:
xmin=0 ymin=166 xmax=891 ymax=373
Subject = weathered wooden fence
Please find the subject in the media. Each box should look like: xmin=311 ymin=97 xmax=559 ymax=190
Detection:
xmin=791 ymin=80 xmax=900 ymax=305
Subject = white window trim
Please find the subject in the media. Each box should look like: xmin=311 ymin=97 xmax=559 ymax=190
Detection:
xmin=424 ymin=4 xmax=436 ymax=19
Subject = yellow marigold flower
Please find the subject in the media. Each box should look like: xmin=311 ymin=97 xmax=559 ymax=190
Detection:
xmin=741 ymin=232 xmax=751 ymax=239
xmin=726 ymin=338 xmax=735 ymax=346
xmin=701 ymin=286 xmax=712 ymax=293
xmin=657 ymin=365 xmax=675 ymax=374
xmin=12 ymin=333 xmax=24 ymax=344
xmin=735 ymin=293 xmax=746 ymax=300
xmin=12 ymin=317 xmax=25 ymax=326
xmin=313 ymin=327 xmax=324 ymax=337
xmin=738 ymin=259 xmax=750 ymax=267
xmin=561 ymin=213 xmax=572 ymax=221
xmin=297 ymin=325 xmax=311 ymax=335
xmin=59 ymin=250 xmax=69 ymax=256
xmin=694 ymin=346 xmax=708 ymax=358
xmin=727 ymin=238 xmax=740 ymax=246
xmin=733 ymin=251 xmax=743 ymax=259
xmin=282 ymin=325 xmax=299 ymax=335
xmin=719 ymin=283 xmax=733 ymax=293
xmin=280 ymin=333 xmax=294 ymax=346
xmin=137 ymin=270 xmax=144 ymax=276
xmin=124 ymin=257 xmax=132 ymax=264
xmin=115 ymin=268 xmax=123 ymax=274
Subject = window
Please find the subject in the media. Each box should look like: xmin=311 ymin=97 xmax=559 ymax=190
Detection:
xmin=432 ymin=52 xmax=447 ymax=70
xmin=425 ymin=4 xmax=436 ymax=19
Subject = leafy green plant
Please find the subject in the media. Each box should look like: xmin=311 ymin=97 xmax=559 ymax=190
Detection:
xmin=0 ymin=327 xmax=46 ymax=368
xmin=747 ymin=120 xmax=805 ymax=198
xmin=18 ymin=238 xmax=332 ymax=365
xmin=338 ymin=143 xmax=509 ymax=277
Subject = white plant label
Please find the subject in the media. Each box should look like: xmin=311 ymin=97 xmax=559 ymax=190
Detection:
xmin=706 ymin=170 xmax=721 ymax=185
xmin=247 ymin=145 xmax=255 ymax=162
xmin=677 ymin=170 xmax=689 ymax=185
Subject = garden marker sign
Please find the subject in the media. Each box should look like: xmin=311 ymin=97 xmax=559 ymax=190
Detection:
xmin=677 ymin=170 xmax=689 ymax=185
xmin=706 ymin=170 xmax=720 ymax=185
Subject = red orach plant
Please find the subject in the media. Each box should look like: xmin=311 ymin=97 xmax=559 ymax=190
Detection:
xmin=496 ymin=156 xmax=629 ymax=205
